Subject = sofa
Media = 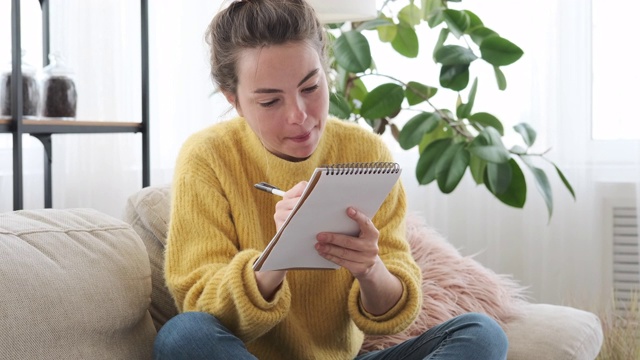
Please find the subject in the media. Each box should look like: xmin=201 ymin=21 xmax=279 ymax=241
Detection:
xmin=0 ymin=184 xmax=604 ymax=359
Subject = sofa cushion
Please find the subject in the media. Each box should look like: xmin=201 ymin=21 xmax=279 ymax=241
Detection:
xmin=124 ymin=184 xmax=178 ymax=331
xmin=0 ymin=208 xmax=156 ymax=359
xmin=504 ymin=303 xmax=603 ymax=360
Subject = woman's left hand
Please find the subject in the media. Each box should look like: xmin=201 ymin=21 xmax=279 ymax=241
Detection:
xmin=316 ymin=207 xmax=404 ymax=315
xmin=315 ymin=207 xmax=382 ymax=279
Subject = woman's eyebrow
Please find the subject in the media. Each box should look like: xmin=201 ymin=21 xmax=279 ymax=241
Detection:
xmin=297 ymin=68 xmax=319 ymax=87
xmin=253 ymin=69 xmax=319 ymax=94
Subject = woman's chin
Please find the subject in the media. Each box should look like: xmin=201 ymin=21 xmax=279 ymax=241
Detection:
xmin=279 ymin=145 xmax=317 ymax=162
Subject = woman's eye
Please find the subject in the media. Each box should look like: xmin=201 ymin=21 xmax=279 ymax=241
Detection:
xmin=302 ymin=84 xmax=319 ymax=93
xmin=259 ymin=99 xmax=278 ymax=108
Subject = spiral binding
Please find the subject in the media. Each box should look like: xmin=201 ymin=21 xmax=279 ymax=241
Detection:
xmin=322 ymin=162 xmax=400 ymax=175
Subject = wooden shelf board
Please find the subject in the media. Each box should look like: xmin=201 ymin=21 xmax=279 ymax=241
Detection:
xmin=0 ymin=119 xmax=11 ymax=132
xmin=0 ymin=119 xmax=143 ymax=134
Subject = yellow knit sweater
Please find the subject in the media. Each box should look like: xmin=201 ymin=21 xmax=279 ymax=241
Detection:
xmin=166 ymin=118 xmax=422 ymax=359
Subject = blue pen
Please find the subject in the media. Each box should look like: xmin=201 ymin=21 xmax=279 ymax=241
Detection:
xmin=254 ymin=182 xmax=286 ymax=197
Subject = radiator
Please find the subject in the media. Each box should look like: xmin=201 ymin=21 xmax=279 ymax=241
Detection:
xmin=610 ymin=204 xmax=639 ymax=313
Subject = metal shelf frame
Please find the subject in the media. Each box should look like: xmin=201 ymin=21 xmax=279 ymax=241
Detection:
xmin=4 ymin=0 xmax=150 ymax=210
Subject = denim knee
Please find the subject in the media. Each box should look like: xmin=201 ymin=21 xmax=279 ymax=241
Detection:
xmin=154 ymin=312 xmax=228 ymax=360
xmin=456 ymin=312 xmax=509 ymax=358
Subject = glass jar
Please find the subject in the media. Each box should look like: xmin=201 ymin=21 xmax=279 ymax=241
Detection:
xmin=41 ymin=53 xmax=77 ymax=119
xmin=0 ymin=51 xmax=40 ymax=118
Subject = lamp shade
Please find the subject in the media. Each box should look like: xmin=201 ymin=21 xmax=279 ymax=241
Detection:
xmin=307 ymin=0 xmax=377 ymax=24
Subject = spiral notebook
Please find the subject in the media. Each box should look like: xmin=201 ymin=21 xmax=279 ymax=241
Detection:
xmin=253 ymin=162 xmax=402 ymax=271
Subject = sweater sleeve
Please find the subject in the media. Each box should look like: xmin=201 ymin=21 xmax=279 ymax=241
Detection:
xmin=165 ymin=142 xmax=291 ymax=343
xmin=347 ymin=160 xmax=423 ymax=335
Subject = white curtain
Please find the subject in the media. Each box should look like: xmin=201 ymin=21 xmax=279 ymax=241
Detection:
xmin=1 ymin=0 xmax=638 ymax=310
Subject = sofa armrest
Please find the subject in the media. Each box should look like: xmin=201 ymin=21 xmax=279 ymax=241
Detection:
xmin=0 ymin=208 xmax=156 ymax=359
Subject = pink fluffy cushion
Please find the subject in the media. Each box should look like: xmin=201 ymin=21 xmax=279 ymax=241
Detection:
xmin=361 ymin=213 xmax=528 ymax=352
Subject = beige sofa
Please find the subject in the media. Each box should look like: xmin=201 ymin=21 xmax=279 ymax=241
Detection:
xmin=0 ymin=184 xmax=604 ymax=359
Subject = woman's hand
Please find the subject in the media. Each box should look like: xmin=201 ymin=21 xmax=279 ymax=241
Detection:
xmin=273 ymin=181 xmax=307 ymax=230
xmin=315 ymin=207 xmax=403 ymax=315
xmin=314 ymin=207 xmax=381 ymax=278
xmin=254 ymin=181 xmax=308 ymax=302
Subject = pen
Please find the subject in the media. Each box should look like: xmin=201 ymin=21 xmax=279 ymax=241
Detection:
xmin=254 ymin=182 xmax=286 ymax=197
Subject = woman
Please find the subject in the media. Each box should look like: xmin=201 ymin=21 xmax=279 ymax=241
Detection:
xmin=154 ymin=0 xmax=509 ymax=359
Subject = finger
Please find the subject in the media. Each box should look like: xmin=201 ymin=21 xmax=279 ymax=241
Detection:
xmin=317 ymin=232 xmax=377 ymax=259
xmin=284 ymin=181 xmax=308 ymax=199
xmin=315 ymin=240 xmax=370 ymax=265
xmin=346 ymin=207 xmax=379 ymax=240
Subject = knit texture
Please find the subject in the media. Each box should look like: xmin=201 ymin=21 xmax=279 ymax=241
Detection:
xmin=165 ymin=118 xmax=422 ymax=360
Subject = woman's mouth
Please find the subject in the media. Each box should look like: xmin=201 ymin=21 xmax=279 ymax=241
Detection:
xmin=288 ymin=131 xmax=312 ymax=142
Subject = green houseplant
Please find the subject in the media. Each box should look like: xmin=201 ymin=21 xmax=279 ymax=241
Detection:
xmin=326 ymin=0 xmax=575 ymax=219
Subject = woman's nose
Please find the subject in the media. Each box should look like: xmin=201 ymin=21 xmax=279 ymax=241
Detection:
xmin=287 ymin=98 xmax=307 ymax=124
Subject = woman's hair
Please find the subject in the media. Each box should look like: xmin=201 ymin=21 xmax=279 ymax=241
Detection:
xmin=206 ymin=0 xmax=328 ymax=96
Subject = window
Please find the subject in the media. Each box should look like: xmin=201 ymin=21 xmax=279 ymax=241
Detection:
xmin=591 ymin=0 xmax=640 ymax=140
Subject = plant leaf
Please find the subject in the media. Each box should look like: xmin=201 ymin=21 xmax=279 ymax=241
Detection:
xmin=469 ymin=26 xmax=498 ymax=47
xmin=486 ymin=161 xmax=513 ymax=195
xmin=494 ymin=66 xmax=507 ymax=90
xmin=464 ymin=10 xmax=484 ymax=30
xmin=416 ymin=138 xmax=452 ymax=185
xmin=468 ymin=127 xmax=510 ymax=163
xmin=485 ymin=158 xmax=527 ymax=208
xmin=334 ymin=65 xmax=348 ymax=93
xmin=391 ymin=23 xmax=419 ymax=58
xmin=510 ymin=145 xmax=527 ymax=155
xmin=356 ymin=18 xmax=394 ymax=32
xmin=468 ymin=112 xmax=504 ymax=135
xmin=398 ymin=112 xmax=441 ymax=149
xmin=469 ymin=154 xmax=487 ymax=185
xmin=334 ymin=31 xmax=372 ymax=73
xmin=423 ymin=0 xmax=445 ymax=27
xmin=398 ymin=4 xmax=422 ymax=27
xmin=348 ymin=78 xmax=368 ymax=109
xmin=419 ymin=121 xmax=453 ymax=152
xmin=405 ymin=81 xmax=438 ymax=105
xmin=390 ymin=123 xmax=400 ymax=141
xmin=359 ymin=83 xmax=405 ymax=120
xmin=329 ymin=92 xmax=352 ymax=119
xmin=456 ymin=78 xmax=478 ymax=119
xmin=433 ymin=28 xmax=450 ymax=62
xmin=521 ymin=155 xmax=554 ymax=219
xmin=436 ymin=142 xmax=470 ymax=193
xmin=480 ymin=35 xmax=524 ymax=67
xmin=442 ymin=9 xmax=469 ymax=38
xmin=514 ymin=122 xmax=537 ymax=147
xmin=439 ymin=64 xmax=470 ymax=91
xmin=434 ymin=45 xmax=478 ymax=66
xmin=375 ymin=17 xmax=397 ymax=43
xmin=552 ymin=161 xmax=576 ymax=200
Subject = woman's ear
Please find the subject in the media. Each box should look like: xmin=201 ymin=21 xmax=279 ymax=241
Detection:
xmin=223 ymin=91 xmax=243 ymax=117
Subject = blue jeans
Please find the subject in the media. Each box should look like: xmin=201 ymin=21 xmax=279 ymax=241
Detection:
xmin=154 ymin=312 xmax=508 ymax=360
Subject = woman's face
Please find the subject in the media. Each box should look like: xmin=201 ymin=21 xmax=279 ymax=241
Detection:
xmin=227 ymin=41 xmax=329 ymax=161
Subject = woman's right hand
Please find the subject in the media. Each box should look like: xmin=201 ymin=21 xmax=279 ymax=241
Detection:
xmin=273 ymin=181 xmax=307 ymax=230
xmin=255 ymin=181 xmax=307 ymax=301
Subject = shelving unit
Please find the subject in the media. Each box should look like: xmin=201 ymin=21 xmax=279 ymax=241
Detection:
xmin=2 ymin=0 xmax=150 ymax=210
